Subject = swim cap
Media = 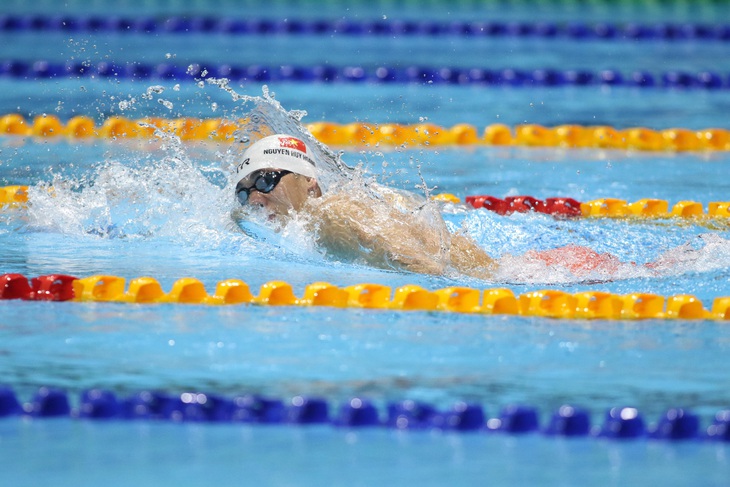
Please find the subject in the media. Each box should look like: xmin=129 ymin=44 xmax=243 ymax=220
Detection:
xmin=235 ymin=134 xmax=317 ymax=181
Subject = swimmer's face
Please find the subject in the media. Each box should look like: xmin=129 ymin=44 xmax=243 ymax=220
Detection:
xmin=237 ymin=169 xmax=321 ymax=218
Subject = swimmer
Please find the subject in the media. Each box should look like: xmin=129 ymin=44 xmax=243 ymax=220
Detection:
xmin=231 ymin=134 xmax=673 ymax=280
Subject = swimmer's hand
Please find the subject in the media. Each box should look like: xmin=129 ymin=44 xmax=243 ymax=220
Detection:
xmin=231 ymin=207 xmax=295 ymax=253
xmin=237 ymin=219 xmax=282 ymax=244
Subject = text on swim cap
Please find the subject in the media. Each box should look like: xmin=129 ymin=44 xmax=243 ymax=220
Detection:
xmin=263 ymin=148 xmax=316 ymax=166
xmin=236 ymin=158 xmax=250 ymax=174
xmin=263 ymin=148 xmax=291 ymax=156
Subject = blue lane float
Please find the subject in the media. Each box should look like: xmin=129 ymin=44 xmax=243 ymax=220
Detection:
xmin=1 ymin=14 xmax=730 ymax=42
xmin=0 ymin=59 xmax=728 ymax=89
xmin=1 ymin=386 xmax=729 ymax=443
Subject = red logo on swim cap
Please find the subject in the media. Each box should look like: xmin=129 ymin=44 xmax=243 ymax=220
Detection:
xmin=278 ymin=136 xmax=307 ymax=153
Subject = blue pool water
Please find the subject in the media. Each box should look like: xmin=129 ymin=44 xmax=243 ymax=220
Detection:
xmin=2 ymin=1 xmax=730 ymax=486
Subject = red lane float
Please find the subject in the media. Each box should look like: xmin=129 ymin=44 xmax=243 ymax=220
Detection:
xmin=466 ymin=195 xmax=582 ymax=217
xmin=462 ymin=195 xmax=729 ymax=219
xmin=1 ymin=274 xmax=77 ymax=301
xmin=31 ymin=274 xmax=78 ymax=301
xmin=0 ymin=273 xmax=33 ymax=300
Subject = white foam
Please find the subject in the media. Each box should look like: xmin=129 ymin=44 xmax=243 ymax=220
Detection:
xmin=646 ymin=233 xmax=730 ymax=276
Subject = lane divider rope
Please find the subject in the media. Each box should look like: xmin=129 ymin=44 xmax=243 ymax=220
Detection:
xmin=4 ymin=186 xmax=729 ymax=223
xmin=435 ymin=194 xmax=730 ymax=220
xmin=0 ymin=386 xmax=727 ymax=442
xmin=2 ymin=14 xmax=730 ymax=43
xmin=2 ymin=273 xmax=729 ymax=320
xmin=2 ymin=114 xmax=729 ymax=151
xmin=1 ymin=59 xmax=728 ymax=90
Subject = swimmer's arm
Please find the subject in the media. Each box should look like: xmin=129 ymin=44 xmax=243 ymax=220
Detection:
xmin=309 ymin=193 xmax=447 ymax=275
xmin=308 ymin=193 xmax=497 ymax=277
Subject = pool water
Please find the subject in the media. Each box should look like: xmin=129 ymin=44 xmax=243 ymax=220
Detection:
xmin=2 ymin=1 xmax=730 ymax=486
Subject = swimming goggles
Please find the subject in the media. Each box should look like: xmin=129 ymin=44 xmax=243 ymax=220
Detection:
xmin=236 ymin=170 xmax=292 ymax=205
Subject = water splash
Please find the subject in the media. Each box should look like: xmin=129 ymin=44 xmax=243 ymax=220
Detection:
xmin=25 ymin=153 xmax=231 ymax=244
xmin=646 ymin=233 xmax=730 ymax=276
xmin=467 ymin=210 xmax=730 ymax=284
xmin=8 ymin=86 xmax=353 ymax=270
xmin=206 ymin=79 xmax=354 ymax=191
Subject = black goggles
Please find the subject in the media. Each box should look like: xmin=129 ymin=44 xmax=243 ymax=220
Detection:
xmin=235 ymin=170 xmax=292 ymax=206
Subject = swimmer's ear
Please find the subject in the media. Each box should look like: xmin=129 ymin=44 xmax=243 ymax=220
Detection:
xmin=307 ymin=177 xmax=322 ymax=197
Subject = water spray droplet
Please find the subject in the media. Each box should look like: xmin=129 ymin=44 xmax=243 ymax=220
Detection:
xmin=158 ymin=99 xmax=174 ymax=110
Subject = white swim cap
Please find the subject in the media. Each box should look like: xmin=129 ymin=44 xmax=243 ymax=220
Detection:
xmin=234 ymin=134 xmax=317 ymax=181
